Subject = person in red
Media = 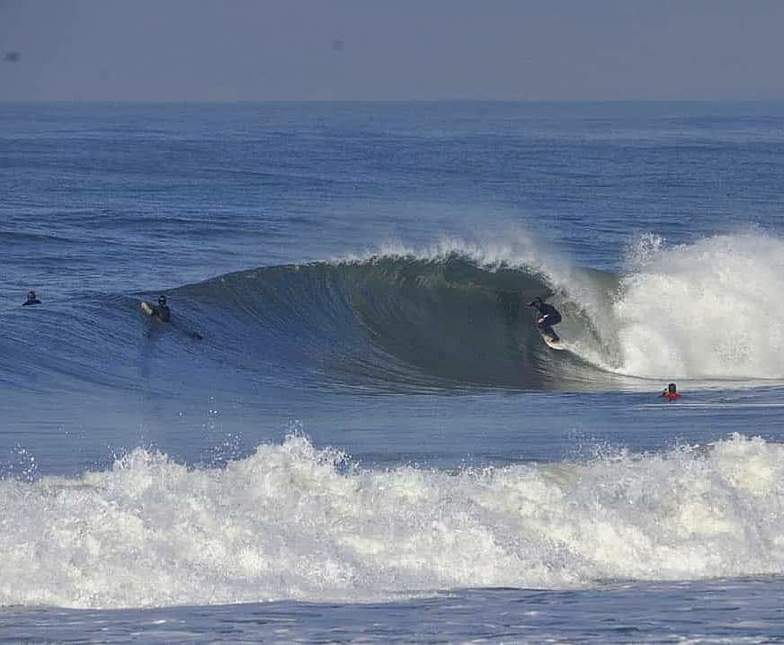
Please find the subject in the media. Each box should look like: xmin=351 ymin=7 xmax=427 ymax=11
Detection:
xmin=660 ymin=383 xmax=681 ymax=401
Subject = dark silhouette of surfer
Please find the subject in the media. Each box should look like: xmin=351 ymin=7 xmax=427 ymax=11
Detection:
xmin=141 ymin=295 xmax=202 ymax=340
xmin=22 ymin=290 xmax=41 ymax=306
xmin=150 ymin=295 xmax=171 ymax=322
xmin=527 ymin=296 xmax=562 ymax=341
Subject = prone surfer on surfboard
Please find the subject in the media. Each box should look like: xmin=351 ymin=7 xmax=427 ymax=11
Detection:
xmin=527 ymin=296 xmax=562 ymax=343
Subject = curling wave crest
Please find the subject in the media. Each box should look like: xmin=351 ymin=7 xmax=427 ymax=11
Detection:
xmin=2 ymin=433 xmax=784 ymax=609
xmin=174 ymin=231 xmax=784 ymax=386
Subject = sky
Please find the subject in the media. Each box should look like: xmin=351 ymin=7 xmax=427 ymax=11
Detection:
xmin=1 ymin=0 xmax=784 ymax=102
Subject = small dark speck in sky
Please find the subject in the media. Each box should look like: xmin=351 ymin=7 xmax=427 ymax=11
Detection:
xmin=3 ymin=51 xmax=21 ymax=63
xmin=331 ymin=39 xmax=344 ymax=52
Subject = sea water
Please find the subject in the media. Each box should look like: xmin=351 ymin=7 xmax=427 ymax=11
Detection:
xmin=2 ymin=101 xmax=784 ymax=642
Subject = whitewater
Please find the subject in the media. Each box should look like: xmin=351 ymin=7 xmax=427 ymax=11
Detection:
xmin=3 ymin=101 xmax=784 ymax=642
xmin=3 ymin=433 xmax=784 ymax=610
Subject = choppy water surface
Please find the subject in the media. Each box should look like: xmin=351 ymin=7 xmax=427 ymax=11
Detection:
xmin=2 ymin=101 xmax=784 ymax=642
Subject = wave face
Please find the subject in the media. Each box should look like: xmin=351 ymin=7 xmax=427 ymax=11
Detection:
xmin=174 ymin=246 xmax=615 ymax=391
xmin=1 ymin=433 xmax=783 ymax=609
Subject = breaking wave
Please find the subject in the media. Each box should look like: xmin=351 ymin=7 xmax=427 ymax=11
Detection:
xmin=612 ymin=232 xmax=784 ymax=379
xmin=2 ymin=231 xmax=784 ymax=391
xmin=2 ymin=433 xmax=783 ymax=609
xmin=146 ymin=230 xmax=784 ymax=387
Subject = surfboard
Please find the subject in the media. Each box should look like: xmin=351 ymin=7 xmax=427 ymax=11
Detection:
xmin=140 ymin=301 xmax=154 ymax=316
xmin=541 ymin=332 xmax=565 ymax=350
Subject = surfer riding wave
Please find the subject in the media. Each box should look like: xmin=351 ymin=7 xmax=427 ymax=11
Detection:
xmin=527 ymin=296 xmax=562 ymax=343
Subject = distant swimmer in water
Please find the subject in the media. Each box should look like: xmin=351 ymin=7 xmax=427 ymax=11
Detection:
xmin=660 ymin=383 xmax=682 ymax=402
xmin=22 ymin=290 xmax=41 ymax=306
xmin=527 ymin=296 xmax=562 ymax=342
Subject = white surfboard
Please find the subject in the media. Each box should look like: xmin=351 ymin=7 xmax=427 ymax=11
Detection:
xmin=140 ymin=301 xmax=154 ymax=316
xmin=541 ymin=332 xmax=565 ymax=350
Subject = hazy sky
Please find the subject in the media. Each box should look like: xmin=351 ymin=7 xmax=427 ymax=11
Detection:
xmin=1 ymin=0 xmax=783 ymax=101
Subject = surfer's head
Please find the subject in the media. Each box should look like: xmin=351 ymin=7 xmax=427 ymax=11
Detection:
xmin=158 ymin=295 xmax=167 ymax=306
xmin=527 ymin=296 xmax=544 ymax=307
xmin=667 ymin=383 xmax=677 ymax=393
xmin=27 ymin=290 xmax=36 ymax=301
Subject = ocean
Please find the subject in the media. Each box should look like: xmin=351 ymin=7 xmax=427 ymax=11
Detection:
xmin=2 ymin=101 xmax=784 ymax=642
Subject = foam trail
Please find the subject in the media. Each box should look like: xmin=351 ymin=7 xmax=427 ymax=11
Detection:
xmin=2 ymin=433 xmax=784 ymax=609
xmin=611 ymin=233 xmax=784 ymax=379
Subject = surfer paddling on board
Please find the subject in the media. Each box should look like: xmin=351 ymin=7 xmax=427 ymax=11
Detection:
xmin=140 ymin=295 xmax=202 ymax=339
xmin=660 ymin=383 xmax=682 ymax=402
xmin=527 ymin=296 xmax=562 ymax=343
xmin=141 ymin=295 xmax=171 ymax=322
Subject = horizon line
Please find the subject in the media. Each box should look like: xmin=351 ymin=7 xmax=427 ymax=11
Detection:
xmin=2 ymin=97 xmax=784 ymax=105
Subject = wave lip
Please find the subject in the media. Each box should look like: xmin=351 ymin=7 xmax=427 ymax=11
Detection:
xmin=1 ymin=433 xmax=783 ymax=609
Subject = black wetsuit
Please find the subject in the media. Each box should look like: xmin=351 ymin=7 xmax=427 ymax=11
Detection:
xmin=532 ymin=302 xmax=562 ymax=338
xmin=152 ymin=304 xmax=171 ymax=322
xmin=22 ymin=298 xmax=41 ymax=306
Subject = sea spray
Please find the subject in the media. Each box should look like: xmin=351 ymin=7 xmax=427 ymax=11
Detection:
xmin=612 ymin=232 xmax=784 ymax=378
xmin=2 ymin=433 xmax=784 ymax=609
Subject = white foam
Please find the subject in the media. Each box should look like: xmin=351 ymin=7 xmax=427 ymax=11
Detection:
xmin=2 ymin=433 xmax=784 ymax=609
xmin=610 ymin=232 xmax=784 ymax=379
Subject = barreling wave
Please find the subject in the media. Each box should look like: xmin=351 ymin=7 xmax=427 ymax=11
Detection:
xmin=173 ymin=248 xmax=617 ymax=391
xmin=2 ymin=432 xmax=783 ymax=609
xmin=171 ymin=230 xmax=784 ymax=389
xmin=3 ymin=231 xmax=784 ymax=392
